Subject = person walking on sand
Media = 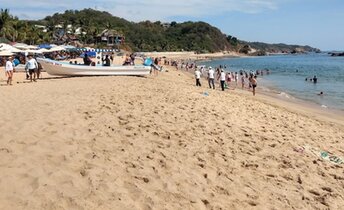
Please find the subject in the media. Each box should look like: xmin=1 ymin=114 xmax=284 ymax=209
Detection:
xmin=5 ymin=56 xmax=14 ymax=85
xmin=195 ymin=68 xmax=202 ymax=87
xmin=208 ymin=67 xmax=215 ymax=89
xmin=218 ymin=69 xmax=226 ymax=91
xmin=250 ymin=75 xmax=258 ymax=96
xmin=26 ymin=55 xmax=38 ymax=82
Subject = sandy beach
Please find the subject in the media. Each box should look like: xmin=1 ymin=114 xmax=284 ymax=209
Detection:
xmin=0 ymin=66 xmax=344 ymax=209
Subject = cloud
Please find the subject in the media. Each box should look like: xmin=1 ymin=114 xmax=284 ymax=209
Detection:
xmin=2 ymin=0 xmax=282 ymax=21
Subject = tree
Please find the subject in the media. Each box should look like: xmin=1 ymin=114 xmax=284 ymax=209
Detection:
xmin=170 ymin=21 xmax=177 ymax=27
xmin=0 ymin=9 xmax=12 ymax=38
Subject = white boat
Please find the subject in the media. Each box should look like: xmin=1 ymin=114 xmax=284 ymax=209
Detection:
xmin=37 ymin=58 xmax=152 ymax=76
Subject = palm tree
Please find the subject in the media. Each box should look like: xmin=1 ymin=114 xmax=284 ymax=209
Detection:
xmin=45 ymin=19 xmax=57 ymax=43
xmin=27 ymin=25 xmax=39 ymax=45
xmin=0 ymin=9 xmax=11 ymax=36
xmin=9 ymin=18 xmax=20 ymax=42
xmin=0 ymin=9 xmax=13 ymax=39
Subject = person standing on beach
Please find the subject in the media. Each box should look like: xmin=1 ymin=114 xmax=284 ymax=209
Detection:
xmin=102 ymin=55 xmax=111 ymax=66
xmin=208 ymin=67 xmax=215 ymax=89
xmin=218 ymin=69 xmax=226 ymax=91
xmin=195 ymin=68 xmax=201 ymax=87
xmin=83 ymin=54 xmax=92 ymax=66
xmin=26 ymin=55 xmax=38 ymax=82
xmin=5 ymin=57 xmax=14 ymax=85
xmin=250 ymin=75 xmax=258 ymax=96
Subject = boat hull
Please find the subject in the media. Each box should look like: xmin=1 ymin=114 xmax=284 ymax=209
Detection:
xmin=37 ymin=58 xmax=151 ymax=76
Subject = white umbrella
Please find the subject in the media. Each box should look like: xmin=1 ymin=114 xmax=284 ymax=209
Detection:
xmin=0 ymin=43 xmax=22 ymax=53
xmin=47 ymin=46 xmax=65 ymax=52
xmin=12 ymin=43 xmax=28 ymax=49
xmin=26 ymin=45 xmax=38 ymax=49
xmin=13 ymin=43 xmax=37 ymax=50
xmin=38 ymin=48 xmax=49 ymax=53
xmin=63 ymin=45 xmax=76 ymax=50
xmin=25 ymin=48 xmax=52 ymax=54
xmin=25 ymin=49 xmax=43 ymax=54
xmin=0 ymin=50 xmax=14 ymax=56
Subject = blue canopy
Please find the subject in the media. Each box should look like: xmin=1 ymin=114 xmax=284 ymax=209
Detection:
xmin=38 ymin=44 xmax=52 ymax=49
xmin=80 ymin=52 xmax=96 ymax=58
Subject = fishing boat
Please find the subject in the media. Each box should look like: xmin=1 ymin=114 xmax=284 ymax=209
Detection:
xmin=37 ymin=58 xmax=152 ymax=76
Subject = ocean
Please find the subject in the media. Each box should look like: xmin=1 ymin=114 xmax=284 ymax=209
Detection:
xmin=198 ymin=53 xmax=344 ymax=111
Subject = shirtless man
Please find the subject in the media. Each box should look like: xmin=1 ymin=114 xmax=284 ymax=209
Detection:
xmin=250 ymin=75 xmax=258 ymax=96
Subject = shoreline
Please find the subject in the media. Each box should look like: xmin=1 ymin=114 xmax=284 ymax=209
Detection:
xmin=190 ymin=54 xmax=344 ymax=117
xmin=173 ymin=66 xmax=344 ymax=127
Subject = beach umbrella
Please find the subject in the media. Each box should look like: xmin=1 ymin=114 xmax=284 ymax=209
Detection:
xmin=0 ymin=43 xmax=22 ymax=53
xmin=12 ymin=43 xmax=28 ymax=49
xmin=13 ymin=43 xmax=37 ymax=50
xmin=63 ymin=45 xmax=76 ymax=50
xmin=38 ymin=48 xmax=49 ymax=53
xmin=47 ymin=46 xmax=65 ymax=52
xmin=0 ymin=50 xmax=14 ymax=56
xmin=25 ymin=49 xmax=48 ymax=54
xmin=26 ymin=45 xmax=38 ymax=49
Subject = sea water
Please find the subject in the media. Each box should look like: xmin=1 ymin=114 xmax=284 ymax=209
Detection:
xmin=198 ymin=53 xmax=344 ymax=110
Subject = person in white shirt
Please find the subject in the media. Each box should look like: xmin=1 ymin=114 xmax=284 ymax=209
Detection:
xmin=5 ymin=57 xmax=14 ymax=85
xmin=208 ymin=67 xmax=215 ymax=89
xmin=218 ymin=69 xmax=226 ymax=91
xmin=195 ymin=68 xmax=202 ymax=87
xmin=26 ymin=55 xmax=38 ymax=82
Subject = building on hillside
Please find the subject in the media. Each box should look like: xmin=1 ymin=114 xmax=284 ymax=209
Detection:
xmin=95 ymin=29 xmax=124 ymax=46
xmin=34 ymin=25 xmax=47 ymax=33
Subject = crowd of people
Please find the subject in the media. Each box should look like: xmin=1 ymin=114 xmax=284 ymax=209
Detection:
xmin=162 ymin=58 xmax=267 ymax=96
xmin=1 ymin=54 xmax=43 ymax=85
xmin=305 ymin=75 xmax=318 ymax=83
xmin=194 ymin=66 xmax=261 ymax=95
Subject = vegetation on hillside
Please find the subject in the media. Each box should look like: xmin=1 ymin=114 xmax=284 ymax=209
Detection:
xmin=239 ymin=41 xmax=321 ymax=54
xmin=0 ymin=8 xmax=320 ymax=54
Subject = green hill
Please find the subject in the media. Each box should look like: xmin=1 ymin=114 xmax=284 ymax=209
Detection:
xmin=0 ymin=8 xmax=320 ymax=53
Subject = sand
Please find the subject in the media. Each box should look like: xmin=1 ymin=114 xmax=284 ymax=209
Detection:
xmin=0 ymin=68 xmax=344 ymax=210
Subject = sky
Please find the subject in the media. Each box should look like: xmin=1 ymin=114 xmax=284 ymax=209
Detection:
xmin=2 ymin=0 xmax=344 ymax=50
